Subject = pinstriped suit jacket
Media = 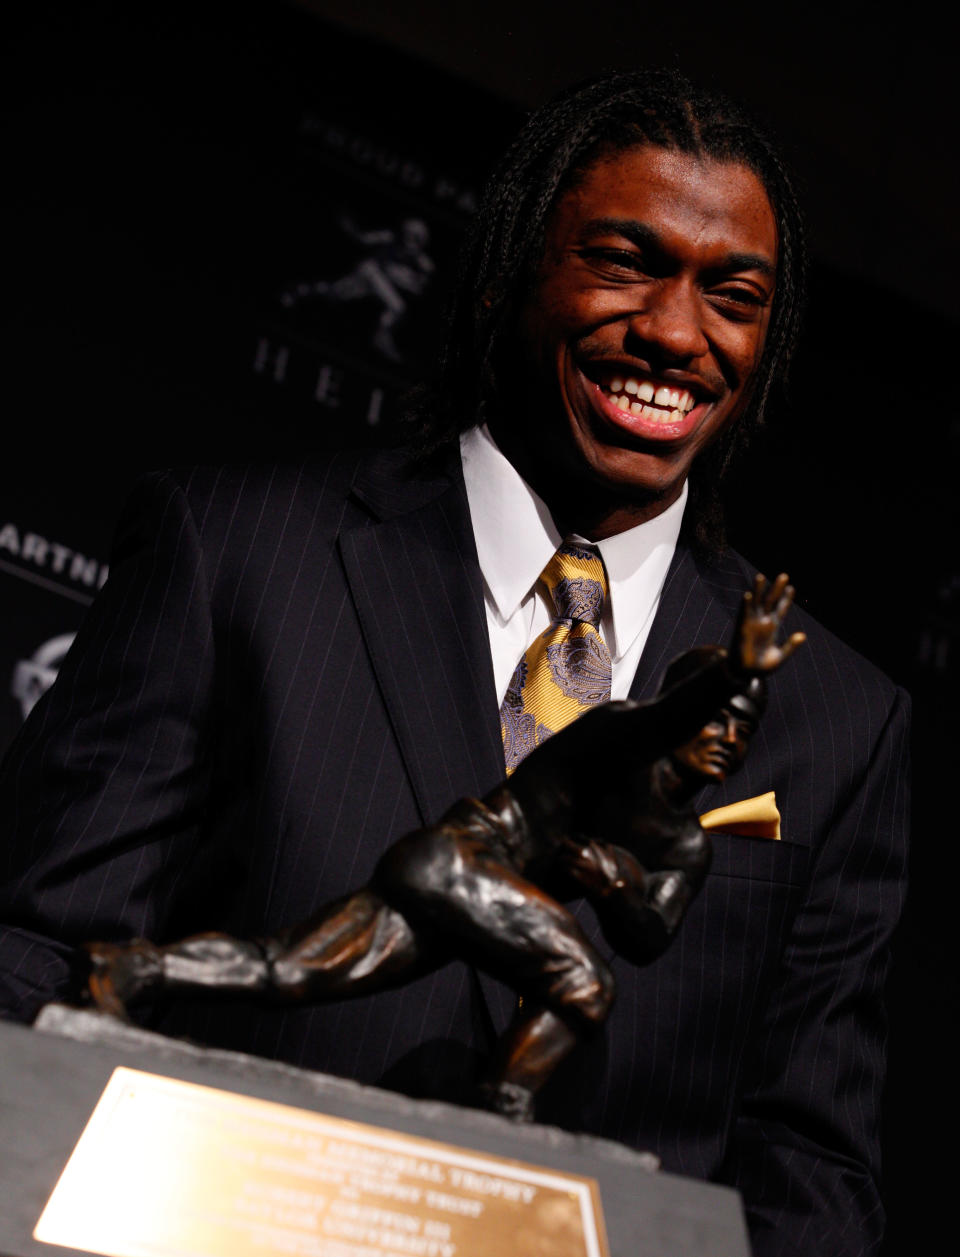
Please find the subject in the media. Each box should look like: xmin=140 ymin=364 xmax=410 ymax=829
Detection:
xmin=0 ymin=447 xmax=909 ymax=1256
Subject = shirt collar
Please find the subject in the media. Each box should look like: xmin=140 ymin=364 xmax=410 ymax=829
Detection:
xmin=460 ymin=424 xmax=560 ymax=624
xmin=459 ymin=424 xmax=686 ymax=660
xmin=593 ymin=491 xmax=686 ymax=661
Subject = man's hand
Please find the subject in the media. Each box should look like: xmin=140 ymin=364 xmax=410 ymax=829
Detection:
xmin=734 ymin=572 xmax=806 ymax=675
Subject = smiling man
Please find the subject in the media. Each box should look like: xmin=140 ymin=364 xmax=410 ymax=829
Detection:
xmin=494 ymin=146 xmax=777 ymax=537
xmin=0 ymin=70 xmax=907 ymax=1257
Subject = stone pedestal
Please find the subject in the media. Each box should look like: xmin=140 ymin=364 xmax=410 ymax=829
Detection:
xmin=0 ymin=1006 xmax=750 ymax=1257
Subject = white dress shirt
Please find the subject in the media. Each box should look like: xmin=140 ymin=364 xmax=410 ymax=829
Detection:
xmin=459 ymin=424 xmax=687 ymax=705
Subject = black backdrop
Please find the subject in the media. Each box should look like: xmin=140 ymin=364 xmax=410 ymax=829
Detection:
xmin=4 ymin=3 xmax=957 ymax=1251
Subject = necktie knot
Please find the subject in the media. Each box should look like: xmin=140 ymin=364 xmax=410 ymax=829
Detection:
xmin=542 ymin=542 xmax=607 ymax=629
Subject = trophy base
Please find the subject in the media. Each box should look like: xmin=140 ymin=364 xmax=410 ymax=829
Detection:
xmin=0 ymin=1005 xmax=750 ymax=1257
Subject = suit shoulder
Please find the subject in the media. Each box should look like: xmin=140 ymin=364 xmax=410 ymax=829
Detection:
xmin=168 ymin=454 xmax=366 ymax=516
xmin=99 ymin=456 xmax=373 ymax=595
xmin=145 ymin=446 xmax=444 ymax=523
xmin=117 ymin=453 xmax=377 ymax=544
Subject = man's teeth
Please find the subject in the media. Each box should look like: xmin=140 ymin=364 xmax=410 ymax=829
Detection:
xmin=614 ymin=394 xmax=686 ymax=423
xmin=604 ymin=376 xmax=695 ymax=418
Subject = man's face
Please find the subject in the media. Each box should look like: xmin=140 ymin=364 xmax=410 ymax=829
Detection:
xmin=505 ymin=145 xmax=778 ymax=531
xmin=672 ymin=706 xmax=756 ymax=782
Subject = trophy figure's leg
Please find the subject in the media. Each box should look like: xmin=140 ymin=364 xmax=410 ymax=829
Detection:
xmin=85 ymin=890 xmax=433 ymax=1014
xmin=271 ymin=890 xmax=435 ymax=997
xmin=376 ymin=825 xmax=616 ymax=1120
xmin=479 ymin=1009 xmax=579 ymax=1121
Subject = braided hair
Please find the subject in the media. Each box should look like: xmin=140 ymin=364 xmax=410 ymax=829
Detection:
xmin=410 ymin=68 xmax=806 ymax=546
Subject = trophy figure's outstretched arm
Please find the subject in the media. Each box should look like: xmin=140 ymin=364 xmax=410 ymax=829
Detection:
xmin=733 ymin=573 xmax=807 ymax=674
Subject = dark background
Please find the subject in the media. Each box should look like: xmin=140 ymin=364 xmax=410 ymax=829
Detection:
xmin=4 ymin=2 xmax=956 ymax=1251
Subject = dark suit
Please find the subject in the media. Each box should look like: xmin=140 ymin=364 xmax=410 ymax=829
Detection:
xmin=0 ymin=449 xmax=909 ymax=1256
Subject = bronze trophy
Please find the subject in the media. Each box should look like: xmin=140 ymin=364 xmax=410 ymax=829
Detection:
xmin=84 ymin=575 xmax=804 ymax=1124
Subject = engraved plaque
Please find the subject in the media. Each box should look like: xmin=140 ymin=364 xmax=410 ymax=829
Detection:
xmin=34 ymin=1067 xmax=609 ymax=1257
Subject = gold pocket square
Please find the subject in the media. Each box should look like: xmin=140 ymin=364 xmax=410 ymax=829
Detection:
xmin=699 ymin=791 xmax=780 ymax=840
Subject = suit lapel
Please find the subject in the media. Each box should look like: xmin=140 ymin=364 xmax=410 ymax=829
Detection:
xmin=338 ymin=451 xmax=505 ymax=828
xmin=629 ymin=540 xmax=740 ymax=701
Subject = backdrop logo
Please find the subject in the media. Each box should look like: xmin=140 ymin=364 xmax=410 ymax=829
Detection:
xmin=11 ymin=632 xmax=76 ymax=720
xmin=298 ymin=115 xmax=480 ymax=215
xmin=280 ymin=214 xmax=434 ymax=363
xmin=0 ymin=522 xmax=109 ymax=604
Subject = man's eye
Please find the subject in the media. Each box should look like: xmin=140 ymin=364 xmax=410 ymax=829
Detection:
xmin=708 ymin=288 xmax=767 ymax=320
xmin=579 ymin=248 xmax=646 ymax=274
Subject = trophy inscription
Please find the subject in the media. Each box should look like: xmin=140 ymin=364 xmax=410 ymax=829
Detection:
xmin=35 ymin=1067 xmax=609 ymax=1257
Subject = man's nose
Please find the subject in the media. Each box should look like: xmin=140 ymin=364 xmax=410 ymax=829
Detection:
xmin=625 ymin=278 xmax=708 ymax=363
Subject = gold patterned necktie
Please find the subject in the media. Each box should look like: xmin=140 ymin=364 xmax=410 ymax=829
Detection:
xmin=501 ymin=541 xmax=612 ymax=774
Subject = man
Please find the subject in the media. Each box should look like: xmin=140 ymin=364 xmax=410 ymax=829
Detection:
xmin=0 ymin=70 xmax=908 ymax=1256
